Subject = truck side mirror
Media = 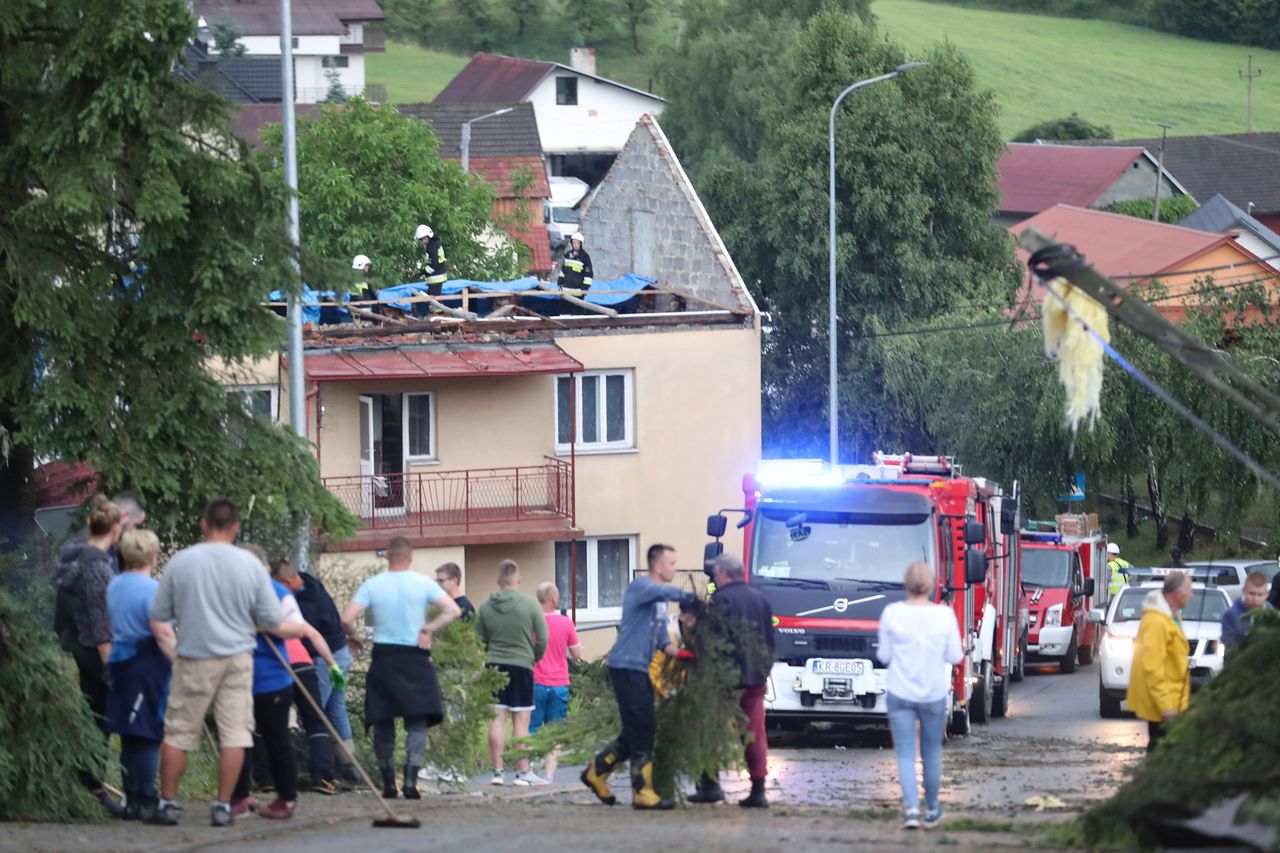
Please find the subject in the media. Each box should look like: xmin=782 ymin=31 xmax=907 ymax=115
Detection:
xmin=1080 ymin=578 xmax=1096 ymax=598
xmin=965 ymin=549 xmax=988 ymax=585
xmin=964 ymin=521 xmax=986 ymax=546
xmin=703 ymin=541 xmax=723 ymax=567
xmin=1000 ymin=504 xmax=1018 ymax=536
xmin=706 ymin=514 xmax=727 ymax=538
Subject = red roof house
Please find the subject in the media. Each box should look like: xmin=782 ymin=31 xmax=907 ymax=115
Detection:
xmin=997 ymin=143 xmax=1188 ymax=227
xmin=1009 ymin=204 xmax=1276 ymax=319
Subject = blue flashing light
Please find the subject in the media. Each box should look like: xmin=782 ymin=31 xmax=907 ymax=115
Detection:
xmin=755 ymin=460 xmax=845 ymax=490
xmin=1021 ymin=531 xmax=1063 ymax=544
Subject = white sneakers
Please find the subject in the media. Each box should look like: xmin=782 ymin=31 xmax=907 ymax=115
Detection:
xmin=490 ymin=770 xmax=506 ymax=786
xmin=418 ymin=765 xmax=465 ymax=784
xmin=512 ymin=771 xmax=550 ymax=787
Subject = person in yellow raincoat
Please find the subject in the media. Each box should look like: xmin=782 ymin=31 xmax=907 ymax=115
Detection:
xmin=1126 ymin=571 xmax=1192 ymax=752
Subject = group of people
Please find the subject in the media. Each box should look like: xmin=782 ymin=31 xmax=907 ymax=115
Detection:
xmin=345 ymin=226 xmax=595 ymax=310
xmin=53 ymin=492 xmax=1044 ymax=832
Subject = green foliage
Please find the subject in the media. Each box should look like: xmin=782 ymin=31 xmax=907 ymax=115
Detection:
xmin=652 ymin=618 xmax=755 ymax=800
xmin=212 ymin=19 xmax=247 ymax=57
xmin=0 ymin=581 xmax=108 ymax=822
xmin=381 ymin=0 xmax=440 ymax=45
xmin=666 ymin=8 xmax=1018 ymax=458
xmin=0 ymin=0 xmax=356 ymax=550
xmin=317 ymin=561 xmax=502 ymax=781
xmin=512 ymin=658 xmax=620 ymax=763
xmin=323 ymin=68 xmax=347 ymax=104
xmin=1109 ymin=196 xmax=1200 ymax=224
xmin=1083 ymin=610 xmax=1280 ymax=846
xmin=422 ymin=616 xmax=505 ymax=780
xmin=511 ymin=0 xmax=545 ymax=38
xmin=1013 ymin=112 xmax=1113 ymax=142
xmin=258 ymin=99 xmax=525 ymax=290
xmin=1151 ymin=0 xmax=1279 ymax=49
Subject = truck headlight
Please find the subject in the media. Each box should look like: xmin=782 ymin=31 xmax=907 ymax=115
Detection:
xmin=1044 ymin=604 xmax=1063 ymax=627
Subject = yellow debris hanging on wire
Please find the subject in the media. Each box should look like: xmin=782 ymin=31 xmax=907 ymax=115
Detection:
xmin=1041 ymin=277 xmax=1109 ymax=432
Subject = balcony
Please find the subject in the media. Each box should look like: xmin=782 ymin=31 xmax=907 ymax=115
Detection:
xmin=322 ymin=457 xmax=578 ymax=550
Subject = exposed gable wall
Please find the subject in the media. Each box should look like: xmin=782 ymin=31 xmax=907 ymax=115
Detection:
xmin=579 ymin=115 xmax=757 ymax=314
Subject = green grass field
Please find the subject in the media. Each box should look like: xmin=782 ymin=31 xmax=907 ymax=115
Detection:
xmin=368 ymin=1 xmax=1280 ymax=140
xmin=875 ymin=0 xmax=1280 ymax=138
xmin=366 ymin=42 xmax=469 ymax=104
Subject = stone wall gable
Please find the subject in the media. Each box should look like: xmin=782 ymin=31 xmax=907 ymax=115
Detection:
xmin=580 ymin=115 xmax=756 ymax=314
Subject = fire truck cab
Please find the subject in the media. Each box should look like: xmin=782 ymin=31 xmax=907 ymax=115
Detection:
xmin=1020 ymin=517 xmax=1106 ymax=673
xmin=707 ymin=454 xmax=1022 ymax=735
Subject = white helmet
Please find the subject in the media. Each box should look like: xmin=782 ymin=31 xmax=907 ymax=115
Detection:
xmin=570 ymin=231 xmax=585 ymax=245
xmin=414 ymin=224 xmax=434 ymax=241
xmin=1106 ymin=542 xmax=1120 ymax=556
xmin=352 ymin=254 xmax=371 ymax=270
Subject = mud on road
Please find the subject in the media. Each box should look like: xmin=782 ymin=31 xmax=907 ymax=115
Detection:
xmin=0 ymin=663 xmax=1144 ymax=852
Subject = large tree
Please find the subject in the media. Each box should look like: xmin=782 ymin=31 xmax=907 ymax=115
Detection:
xmin=259 ymin=99 xmax=526 ymax=289
xmin=0 ymin=0 xmax=354 ymax=547
xmin=666 ymin=8 xmax=1019 ymax=459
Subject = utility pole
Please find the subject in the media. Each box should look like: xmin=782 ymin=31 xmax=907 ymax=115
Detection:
xmin=1240 ymin=54 xmax=1262 ymax=133
xmin=281 ymin=0 xmax=308 ymax=570
xmin=1152 ymin=121 xmax=1173 ymax=222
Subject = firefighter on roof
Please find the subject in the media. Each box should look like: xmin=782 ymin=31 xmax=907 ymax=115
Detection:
xmin=350 ymin=254 xmax=371 ymax=298
xmin=557 ymin=231 xmax=593 ymax=291
xmin=414 ymin=224 xmax=448 ymax=291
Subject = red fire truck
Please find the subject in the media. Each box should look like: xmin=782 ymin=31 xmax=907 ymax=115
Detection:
xmin=1019 ymin=516 xmax=1107 ymax=672
xmin=706 ymin=454 xmax=1023 ymax=735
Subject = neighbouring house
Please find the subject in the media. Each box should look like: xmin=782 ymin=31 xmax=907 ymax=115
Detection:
xmin=193 ymin=0 xmax=386 ymax=104
xmin=996 ymin=142 xmax=1188 ymax=229
xmin=433 ymin=50 xmax=665 ymax=186
xmin=1179 ymin=194 xmax=1280 ymax=273
xmin=1010 ymin=204 xmax=1277 ymax=321
xmin=223 ymin=115 xmax=760 ymax=655
xmin=228 ymin=103 xmax=322 ymax=148
xmin=1083 ymin=133 xmax=1280 ymax=232
xmin=181 ymin=35 xmax=284 ymax=104
xmin=397 ymin=102 xmax=553 ymax=277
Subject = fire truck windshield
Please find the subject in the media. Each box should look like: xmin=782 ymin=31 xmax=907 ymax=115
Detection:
xmin=1021 ymin=549 xmax=1073 ymax=588
xmin=751 ymin=509 xmax=935 ymax=586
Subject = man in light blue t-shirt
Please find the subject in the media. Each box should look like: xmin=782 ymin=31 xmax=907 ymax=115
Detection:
xmin=341 ymin=537 xmax=460 ymax=799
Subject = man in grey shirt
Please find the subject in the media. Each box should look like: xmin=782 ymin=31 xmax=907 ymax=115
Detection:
xmin=147 ymin=499 xmax=303 ymax=828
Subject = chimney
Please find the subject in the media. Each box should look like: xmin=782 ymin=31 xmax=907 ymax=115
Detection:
xmin=569 ymin=47 xmax=596 ymax=77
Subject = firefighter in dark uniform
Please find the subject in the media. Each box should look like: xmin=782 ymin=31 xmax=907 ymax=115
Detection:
xmin=557 ymin=231 xmax=593 ymax=291
xmin=414 ymin=224 xmax=448 ymax=293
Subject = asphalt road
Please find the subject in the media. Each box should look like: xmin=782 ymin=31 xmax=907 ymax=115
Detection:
xmin=1 ymin=661 xmax=1147 ymax=852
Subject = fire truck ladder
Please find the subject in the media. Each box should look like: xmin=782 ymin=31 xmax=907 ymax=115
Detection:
xmin=1016 ymin=227 xmax=1280 ymax=491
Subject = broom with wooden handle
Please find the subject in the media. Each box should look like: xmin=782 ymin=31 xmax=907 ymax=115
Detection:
xmin=262 ymin=636 xmax=420 ymax=829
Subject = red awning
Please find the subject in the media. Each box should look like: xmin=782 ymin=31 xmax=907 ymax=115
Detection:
xmin=296 ymin=343 xmax=583 ymax=381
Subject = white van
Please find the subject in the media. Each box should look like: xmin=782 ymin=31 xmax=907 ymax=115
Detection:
xmin=545 ymin=176 xmax=589 ymax=250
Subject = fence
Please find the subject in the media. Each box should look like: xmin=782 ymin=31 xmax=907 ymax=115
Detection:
xmin=322 ymin=457 xmax=573 ymax=535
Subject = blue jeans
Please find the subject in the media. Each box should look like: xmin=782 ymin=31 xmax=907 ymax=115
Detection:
xmin=315 ymin=644 xmax=353 ymax=741
xmin=886 ymin=693 xmax=947 ymax=810
xmin=530 ymin=684 xmax=570 ymax=734
xmin=119 ymin=735 xmax=160 ymax=798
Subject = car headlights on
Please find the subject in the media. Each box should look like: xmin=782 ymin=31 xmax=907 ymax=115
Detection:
xmin=1043 ymin=604 xmax=1063 ymax=627
xmin=1102 ymin=631 xmax=1133 ymax=658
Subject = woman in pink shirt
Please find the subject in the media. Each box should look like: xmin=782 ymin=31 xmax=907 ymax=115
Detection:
xmin=531 ymin=582 xmax=583 ymax=781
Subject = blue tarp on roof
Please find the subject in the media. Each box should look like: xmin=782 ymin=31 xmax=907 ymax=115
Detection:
xmin=268 ymin=286 xmax=350 ymax=325
xmin=583 ymin=274 xmax=655 ymax=306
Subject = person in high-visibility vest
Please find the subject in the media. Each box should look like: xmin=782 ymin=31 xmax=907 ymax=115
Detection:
xmin=1106 ymin=542 xmax=1132 ymax=598
xmin=414 ymin=224 xmax=448 ymax=291
xmin=350 ymin=254 xmax=371 ymax=298
xmin=557 ymin=231 xmax=593 ymax=290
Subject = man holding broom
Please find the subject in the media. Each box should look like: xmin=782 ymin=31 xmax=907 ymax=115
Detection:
xmin=341 ymin=537 xmax=461 ymax=799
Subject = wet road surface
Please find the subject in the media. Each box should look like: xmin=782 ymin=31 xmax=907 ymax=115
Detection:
xmin=2 ymin=662 xmax=1146 ymax=851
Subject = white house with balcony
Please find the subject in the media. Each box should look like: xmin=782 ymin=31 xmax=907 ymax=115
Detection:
xmin=194 ymin=0 xmax=386 ymax=103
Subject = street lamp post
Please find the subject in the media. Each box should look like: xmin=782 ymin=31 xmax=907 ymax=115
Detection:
xmin=828 ymin=62 xmax=927 ymax=466
xmin=461 ymin=107 xmax=514 ymax=173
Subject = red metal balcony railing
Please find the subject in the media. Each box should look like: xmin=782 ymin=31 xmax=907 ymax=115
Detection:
xmin=322 ymin=457 xmax=573 ymax=535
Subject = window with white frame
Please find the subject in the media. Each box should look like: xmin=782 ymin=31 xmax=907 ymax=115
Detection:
xmin=322 ymin=55 xmax=349 ymax=68
xmin=556 ymin=370 xmax=633 ymax=452
xmin=226 ymin=385 xmax=278 ymax=421
xmin=403 ymin=392 xmax=436 ymax=460
xmin=555 ymin=536 xmax=635 ymax=618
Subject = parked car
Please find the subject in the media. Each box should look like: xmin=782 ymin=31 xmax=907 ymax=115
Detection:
xmin=1187 ymin=559 xmax=1279 ymax=601
xmin=1092 ymin=578 xmax=1229 ymax=718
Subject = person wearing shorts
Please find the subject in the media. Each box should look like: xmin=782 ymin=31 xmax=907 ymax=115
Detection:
xmin=530 ymin=582 xmax=581 ymax=782
xmin=147 ymin=499 xmax=304 ymax=828
xmin=475 ymin=560 xmax=547 ymax=786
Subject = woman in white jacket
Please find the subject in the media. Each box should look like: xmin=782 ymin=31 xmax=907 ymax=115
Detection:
xmin=876 ymin=560 xmax=963 ymax=830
